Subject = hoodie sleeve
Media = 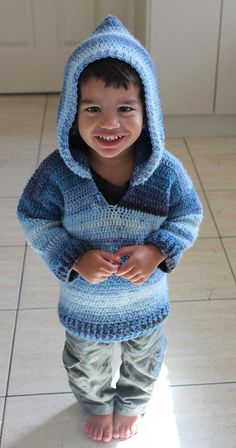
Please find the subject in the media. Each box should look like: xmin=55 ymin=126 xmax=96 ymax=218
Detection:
xmin=17 ymin=158 xmax=87 ymax=282
xmin=145 ymin=160 xmax=203 ymax=273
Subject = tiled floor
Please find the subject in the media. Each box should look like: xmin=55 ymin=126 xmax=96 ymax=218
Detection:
xmin=0 ymin=94 xmax=236 ymax=447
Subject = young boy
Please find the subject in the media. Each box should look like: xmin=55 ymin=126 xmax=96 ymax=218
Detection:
xmin=17 ymin=16 xmax=203 ymax=443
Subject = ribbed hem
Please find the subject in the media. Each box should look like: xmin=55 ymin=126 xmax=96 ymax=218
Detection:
xmin=58 ymin=305 xmax=170 ymax=343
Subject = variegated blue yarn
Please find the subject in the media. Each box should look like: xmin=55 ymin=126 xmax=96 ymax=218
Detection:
xmin=57 ymin=15 xmax=164 ymax=185
xmin=17 ymin=16 xmax=203 ymax=342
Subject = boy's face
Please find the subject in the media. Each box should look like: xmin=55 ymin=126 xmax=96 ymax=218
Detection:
xmin=77 ymin=77 xmax=144 ymax=162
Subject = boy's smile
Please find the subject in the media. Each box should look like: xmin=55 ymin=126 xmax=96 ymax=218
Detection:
xmin=77 ymin=77 xmax=144 ymax=163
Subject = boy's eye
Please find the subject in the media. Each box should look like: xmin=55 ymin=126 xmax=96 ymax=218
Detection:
xmin=118 ymin=106 xmax=133 ymax=112
xmin=86 ymin=106 xmax=100 ymax=113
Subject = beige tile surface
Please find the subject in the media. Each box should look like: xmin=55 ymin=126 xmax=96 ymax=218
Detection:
xmin=0 ymin=388 xmax=181 ymax=448
xmin=166 ymin=138 xmax=202 ymax=190
xmin=206 ymin=191 xmax=236 ymax=237
xmin=0 ymin=311 xmax=15 ymax=396
xmin=0 ymin=246 xmax=25 ymax=310
xmin=8 ymin=309 xmax=68 ymax=395
xmin=0 ymin=396 xmax=4 ymax=418
xmin=1 ymin=394 xmax=155 ymax=448
xmin=1 ymin=105 xmax=236 ymax=448
xmin=169 ymin=238 xmax=236 ymax=301
xmin=165 ymin=300 xmax=236 ymax=385
xmin=198 ymin=191 xmax=218 ymax=237
xmin=2 ymin=383 xmax=236 ymax=448
xmin=187 ymin=137 xmax=236 ymax=190
xmin=39 ymin=94 xmax=58 ymax=161
xmin=20 ymin=246 xmax=59 ymax=309
xmin=222 ymin=237 xmax=236 ymax=277
xmin=0 ymin=132 xmax=39 ymax=161
xmin=0 ymin=158 xmax=36 ymax=198
xmin=0 ymin=95 xmax=46 ymax=133
xmin=166 ymin=384 xmax=236 ymax=448
xmin=0 ymin=198 xmax=25 ymax=246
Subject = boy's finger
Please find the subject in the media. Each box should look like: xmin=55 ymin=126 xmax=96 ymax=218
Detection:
xmin=116 ymin=262 xmax=136 ymax=276
xmin=120 ymin=269 xmax=141 ymax=280
xmin=115 ymin=246 xmax=135 ymax=257
xmin=100 ymin=260 xmax=119 ymax=273
xmin=100 ymin=252 xmax=120 ymax=264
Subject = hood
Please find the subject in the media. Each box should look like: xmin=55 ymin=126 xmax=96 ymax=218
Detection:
xmin=57 ymin=15 xmax=165 ymax=185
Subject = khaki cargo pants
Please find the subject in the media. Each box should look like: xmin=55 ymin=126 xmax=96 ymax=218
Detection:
xmin=62 ymin=324 xmax=167 ymax=416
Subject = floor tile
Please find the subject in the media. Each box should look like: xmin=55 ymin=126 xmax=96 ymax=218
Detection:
xmin=198 ymin=191 xmax=218 ymax=237
xmin=146 ymin=382 xmax=236 ymax=448
xmin=39 ymin=94 xmax=58 ymax=161
xmin=0 ymin=132 xmax=39 ymax=161
xmin=0 ymin=311 xmax=16 ymax=396
xmin=0 ymin=95 xmax=46 ymax=132
xmin=0 ymin=198 xmax=25 ymax=246
xmin=164 ymin=383 xmax=236 ymax=448
xmin=166 ymin=138 xmax=202 ymax=190
xmin=8 ymin=309 xmax=68 ymax=395
xmin=0 ymin=158 xmax=36 ymax=198
xmin=0 ymin=398 xmax=4 ymax=440
xmin=20 ymin=246 xmax=59 ymax=309
xmin=165 ymin=300 xmax=236 ymax=385
xmin=2 ymin=383 xmax=236 ymax=448
xmin=187 ymin=137 xmax=236 ymax=190
xmin=169 ymin=238 xmax=236 ymax=301
xmin=1 ymin=387 xmax=180 ymax=448
xmin=0 ymin=96 xmax=45 ymax=165
xmin=1 ymin=121 xmax=235 ymax=447
xmin=0 ymin=246 xmax=25 ymax=310
xmin=222 ymin=237 xmax=236 ymax=277
xmin=206 ymin=191 xmax=236 ymax=237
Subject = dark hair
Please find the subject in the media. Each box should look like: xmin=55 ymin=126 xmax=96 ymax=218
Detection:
xmin=79 ymin=58 xmax=144 ymax=96
xmin=69 ymin=58 xmax=145 ymax=151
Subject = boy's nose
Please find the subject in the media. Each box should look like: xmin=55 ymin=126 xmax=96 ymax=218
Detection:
xmin=100 ymin=113 xmax=120 ymax=129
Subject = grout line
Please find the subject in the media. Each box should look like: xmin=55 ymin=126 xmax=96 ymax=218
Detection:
xmin=213 ymin=0 xmax=224 ymax=113
xmin=198 ymin=235 xmax=236 ymax=239
xmin=183 ymin=138 xmax=221 ymax=238
xmin=0 ymin=243 xmax=27 ymax=446
xmin=170 ymin=297 xmax=236 ymax=304
xmin=220 ymin=238 xmax=236 ymax=283
xmin=35 ymin=95 xmax=48 ymax=168
xmin=170 ymin=380 xmax=236 ymax=389
xmin=16 ymin=307 xmax=57 ymax=312
xmin=6 ymin=391 xmax=72 ymax=399
xmin=203 ymin=189 xmax=236 ymax=192
xmin=0 ymin=244 xmax=26 ymax=248
xmin=0 ymin=306 xmax=57 ymax=313
xmin=2 ymin=381 xmax=236 ymax=400
xmin=1 ymin=296 xmax=236 ymax=313
xmin=183 ymin=138 xmax=236 ymax=283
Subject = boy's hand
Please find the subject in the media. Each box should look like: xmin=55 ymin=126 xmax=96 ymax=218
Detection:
xmin=72 ymin=250 xmax=120 ymax=284
xmin=116 ymin=244 xmax=165 ymax=285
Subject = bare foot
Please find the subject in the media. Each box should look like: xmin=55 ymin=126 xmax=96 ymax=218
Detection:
xmin=84 ymin=413 xmax=113 ymax=443
xmin=113 ymin=413 xmax=139 ymax=439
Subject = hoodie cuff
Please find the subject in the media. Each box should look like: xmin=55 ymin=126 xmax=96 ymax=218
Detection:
xmin=45 ymin=239 xmax=87 ymax=282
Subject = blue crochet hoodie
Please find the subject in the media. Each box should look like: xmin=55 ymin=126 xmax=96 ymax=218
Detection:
xmin=17 ymin=16 xmax=203 ymax=342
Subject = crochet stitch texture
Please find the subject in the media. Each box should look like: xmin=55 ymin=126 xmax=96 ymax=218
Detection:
xmin=17 ymin=16 xmax=203 ymax=342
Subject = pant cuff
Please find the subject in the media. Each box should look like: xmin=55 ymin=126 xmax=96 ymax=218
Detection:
xmin=82 ymin=403 xmax=114 ymax=415
xmin=70 ymin=386 xmax=114 ymax=415
xmin=114 ymin=402 xmax=147 ymax=417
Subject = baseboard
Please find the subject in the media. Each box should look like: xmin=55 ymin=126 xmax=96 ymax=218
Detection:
xmin=164 ymin=114 xmax=236 ymax=138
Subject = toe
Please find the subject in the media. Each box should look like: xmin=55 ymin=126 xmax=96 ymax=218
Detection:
xmin=84 ymin=423 xmax=92 ymax=437
xmin=120 ymin=426 xmax=130 ymax=439
xmin=103 ymin=429 xmax=113 ymax=443
xmin=112 ymin=428 xmax=120 ymax=439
